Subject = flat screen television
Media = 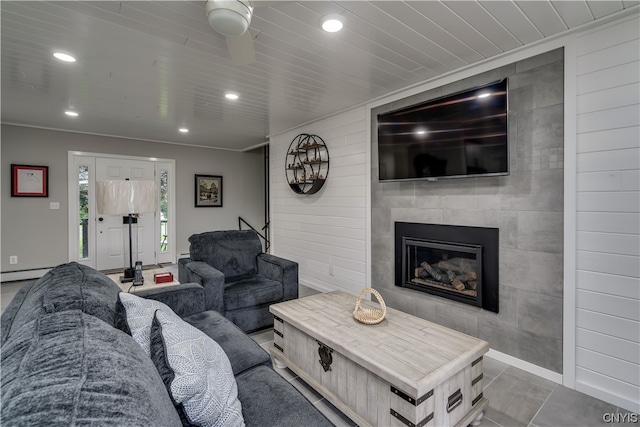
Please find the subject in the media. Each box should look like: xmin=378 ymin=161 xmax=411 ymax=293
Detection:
xmin=377 ymin=79 xmax=509 ymax=181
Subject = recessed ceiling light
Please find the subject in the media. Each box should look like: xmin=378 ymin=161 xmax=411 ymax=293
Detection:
xmin=321 ymin=14 xmax=345 ymax=33
xmin=65 ymin=110 xmax=79 ymax=117
xmin=225 ymin=92 xmax=239 ymax=100
xmin=53 ymin=52 xmax=76 ymax=62
xmin=179 ymin=128 xmax=189 ymax=133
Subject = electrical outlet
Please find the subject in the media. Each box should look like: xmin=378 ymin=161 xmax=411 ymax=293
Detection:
xmin=9 ymin=255 xmax=18 ymax=264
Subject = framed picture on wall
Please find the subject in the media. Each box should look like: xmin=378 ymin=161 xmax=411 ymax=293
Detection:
xmin=195 ymin=174 xmax=222 ymax=207
xmin=11 ymin=164 xmax=49 ymax=197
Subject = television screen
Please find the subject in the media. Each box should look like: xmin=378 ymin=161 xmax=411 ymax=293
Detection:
xmin=377 ymin=79 xmax=508 ymax=181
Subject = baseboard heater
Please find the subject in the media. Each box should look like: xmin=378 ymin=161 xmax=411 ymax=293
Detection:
xmin=1 ymin=267 xmax=53 ymax=283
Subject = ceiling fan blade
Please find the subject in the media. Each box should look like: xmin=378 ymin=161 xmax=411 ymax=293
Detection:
xmin=252 ymin=1 xmax=287 ymax=7
xmin=226 ymin=32 xmax=255 ymax=65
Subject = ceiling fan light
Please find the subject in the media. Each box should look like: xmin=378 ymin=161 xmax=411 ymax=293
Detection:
xmin=206 ymin=1 xmax=252 ymax=37
xmin=321 ymin=14 xmax=345 ymax=33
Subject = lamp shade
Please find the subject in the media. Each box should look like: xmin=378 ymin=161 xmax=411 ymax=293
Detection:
xmin=96 ymin=180 xmax=157 ymax=215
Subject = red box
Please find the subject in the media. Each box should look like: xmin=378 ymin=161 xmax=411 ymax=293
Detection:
xmin=154 ymin=272 xmax=174 ymax=284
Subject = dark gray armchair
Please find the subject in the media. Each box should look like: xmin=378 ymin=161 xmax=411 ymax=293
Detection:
xmin=178 ymin=230 xmax=298 ymax=333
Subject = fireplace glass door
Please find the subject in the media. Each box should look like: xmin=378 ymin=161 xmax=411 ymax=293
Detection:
xmin=402 ymin=237 xmax=483 ymax=307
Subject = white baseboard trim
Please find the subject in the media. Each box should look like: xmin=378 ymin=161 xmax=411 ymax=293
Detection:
xmin=298 ymin=280 xmax=334 ymax=294
xmin=486 ymin=349 xmax=563 ymax=385
xmin=576 ymin=381 xmax=640 ymax=414
xmin=1 ymin=268 xmax=51 ymax=283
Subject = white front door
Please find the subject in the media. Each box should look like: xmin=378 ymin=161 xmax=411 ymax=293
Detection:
xmin=95 ymin=158 xmax=156 ymax=271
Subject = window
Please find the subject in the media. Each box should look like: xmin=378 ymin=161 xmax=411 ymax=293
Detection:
xmin=78 ymin=165 xmax=89 ymax=259
xmin=159 ymin=169 xmax=169 ymax=253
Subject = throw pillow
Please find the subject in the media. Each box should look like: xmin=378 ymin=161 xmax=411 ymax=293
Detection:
xmin=117 ymin=292 xmax=173 ymax=356
xmin=150 ymin=309 xmax=245 ymax=427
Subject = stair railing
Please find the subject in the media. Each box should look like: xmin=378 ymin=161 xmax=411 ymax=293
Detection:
xmin=238 ymin=217 xmax=270 ymax=252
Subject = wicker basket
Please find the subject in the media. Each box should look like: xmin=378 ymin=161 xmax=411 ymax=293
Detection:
xmin=353 ymin=288 xmax=387 ymax=325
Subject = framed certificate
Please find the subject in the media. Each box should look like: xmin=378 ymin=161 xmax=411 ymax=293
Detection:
xmin=11 ymin=164 xmax=49 ymax=197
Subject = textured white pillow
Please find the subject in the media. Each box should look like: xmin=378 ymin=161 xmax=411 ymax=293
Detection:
xmin=150 ymin=309 xmax=245 ymax=427
xmin=118 ymin=292 xmax=173 ymax=356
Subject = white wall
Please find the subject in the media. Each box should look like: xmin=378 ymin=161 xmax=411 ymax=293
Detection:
xmin=573 ymin=15 xmax=640 ymax=413
xmin=1 ymin=125 xmax=265 ymax=273
xmin=270 ymin=108 xmax=368 ymax=294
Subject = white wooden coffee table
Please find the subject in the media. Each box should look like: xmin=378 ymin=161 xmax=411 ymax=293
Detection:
xmin=270 ymin=291 xmax=489 ymax=427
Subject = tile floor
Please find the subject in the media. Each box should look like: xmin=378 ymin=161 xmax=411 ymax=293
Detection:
xmin=2 ymin=271 xmax=636 ymax=427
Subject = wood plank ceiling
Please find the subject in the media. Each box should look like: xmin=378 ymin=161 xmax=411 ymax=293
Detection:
xmin=1 ymin=1 xmax=638 ymax=150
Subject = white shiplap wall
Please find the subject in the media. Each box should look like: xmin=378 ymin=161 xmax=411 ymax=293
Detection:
xmin=574 ymin=15 xmax=640 ymax=413
xmin=270 ymin=108 xmax=368 ymax=295
xmin=268 ymin=11 xmax=640 ymax=412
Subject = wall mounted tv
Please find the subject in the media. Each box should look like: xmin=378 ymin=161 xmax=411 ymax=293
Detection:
xmin=377 ymin=79 xmax=509 ymax=181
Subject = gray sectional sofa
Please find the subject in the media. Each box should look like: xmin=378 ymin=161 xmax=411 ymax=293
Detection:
xmin=0 ymin=262 xmax=332 ymax=426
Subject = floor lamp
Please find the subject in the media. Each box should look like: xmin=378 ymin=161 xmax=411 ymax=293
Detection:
xmin=96 ymin=180 xmax=157 ymax=285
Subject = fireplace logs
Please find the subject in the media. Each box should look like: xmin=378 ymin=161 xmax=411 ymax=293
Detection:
xmin=420 ymin=261 xmax=447 ymax=283
xmin=452 ymin=278 xmax=465 ymax=291
xmin=411 ymin=257 xmax=478 ymax=297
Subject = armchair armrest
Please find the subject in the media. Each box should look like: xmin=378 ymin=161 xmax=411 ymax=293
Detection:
xmin=257 ymin=254 xmax=299 ymax=301
xmin=179 ymin=260 xmax=225 ymax=313
xmin=136 ymin=283 xmax=205 ymax=317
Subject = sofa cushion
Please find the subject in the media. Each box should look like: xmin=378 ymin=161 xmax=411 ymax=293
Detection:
xmin=183 ymin=310 xmax=271 ymax=375
xmin=116 ymin=291 xmax=173 ymax=356
xmin=1 ymin=281 xmax=34 ymax=346
xmin=150 ymin=309 xmax=244 ymax=427
xmin=235 ymin=366 xmax=333 ymax=427
xmin=188 ymin=230 xmax=262 ymax=277
xmin=0 ymin=310 xmax=181 ymax=427
xmin=0 ymin=262 xmax=121 ymax=345
xmin=224 ymin=275 xmax=283 ymax=311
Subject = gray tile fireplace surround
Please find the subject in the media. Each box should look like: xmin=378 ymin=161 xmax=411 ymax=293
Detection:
xmin=370 ymin=48 xmax=565 ymax=373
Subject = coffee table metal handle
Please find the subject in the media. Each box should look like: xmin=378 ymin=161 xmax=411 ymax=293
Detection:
xmin=317 ymin=341 xmax=333 ymax=372
xmin=447 ymin=389 xmax=463 ymax=413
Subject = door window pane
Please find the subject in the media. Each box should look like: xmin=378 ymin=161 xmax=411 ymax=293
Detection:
xmin=79 ymin=165 xmax=89 ymax=259
xmin=160 ymin=169 xmax=168 ymax=252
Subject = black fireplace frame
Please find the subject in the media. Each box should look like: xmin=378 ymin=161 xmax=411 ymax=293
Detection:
xmin=395 ymin=222 xmax=499 ymax=313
